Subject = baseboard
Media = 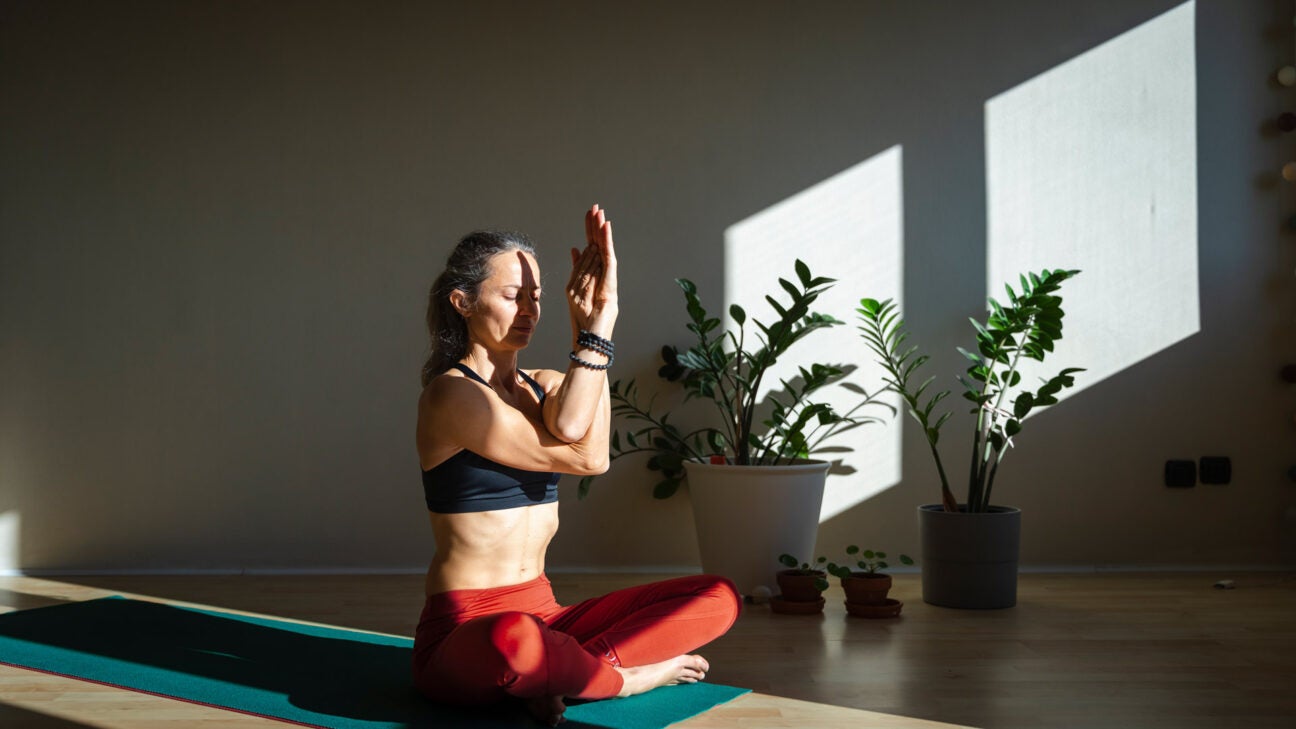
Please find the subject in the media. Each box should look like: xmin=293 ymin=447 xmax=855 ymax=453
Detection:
xmin=4 ymin=564 xmax=1290 ymax=578
xmin=1021 ymin=563 xmax=1296 ymax=573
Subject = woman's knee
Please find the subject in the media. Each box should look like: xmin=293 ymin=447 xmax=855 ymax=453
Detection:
xmin=487 ymin=612 xmax=549 ymax=676
xmin=703 ymin=575 xmax=742 ymax=624
xmin=675 ymin=574 xmax=742 ymax=626
xmin=413 ymin=612 xmax=550 ymax=703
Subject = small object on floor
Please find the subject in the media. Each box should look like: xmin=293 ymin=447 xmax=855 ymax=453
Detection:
xmin=1213 ymin=579 xmax=1235 ymax=590
xmin=749 ymin=585 xmax=772 ymax=604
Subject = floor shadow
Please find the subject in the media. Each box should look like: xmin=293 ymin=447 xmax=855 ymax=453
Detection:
xmin=0 ymin=598 xmax=528 ymax=728
xmin=0 ymin=701 xmax=101 ymax=729
xmin=0 ymin=590 xmax=69 ymax=612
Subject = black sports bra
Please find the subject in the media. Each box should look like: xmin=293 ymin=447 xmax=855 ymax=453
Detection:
xmin=421 ymin=363 xmax=560 ymax=514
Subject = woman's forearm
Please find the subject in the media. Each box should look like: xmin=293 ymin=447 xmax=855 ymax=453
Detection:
xmin=548 ymin=203 xmax=618 ymax=448
xmin=544 ymin=313 xmax=615 ymax=444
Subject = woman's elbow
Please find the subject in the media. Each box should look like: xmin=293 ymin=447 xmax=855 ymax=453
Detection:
xmin=577 ymin=451 xmax=610 ymax=476
xmin=546 ymin=413 xmax=591 ymax=444
xmin=552 ymin=425 xmax=587 ymax=444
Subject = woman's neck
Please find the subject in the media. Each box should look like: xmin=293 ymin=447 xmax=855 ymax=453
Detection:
xmin=462 ymin=346 xmax=521 ymax=391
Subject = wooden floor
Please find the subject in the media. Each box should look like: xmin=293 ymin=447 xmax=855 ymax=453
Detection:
xmin=1 ymin=571 xmax=1293 ymax=729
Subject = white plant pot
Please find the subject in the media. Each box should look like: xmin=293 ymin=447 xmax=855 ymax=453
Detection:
xmin=683 ymin=460 xmax=829 ymax=597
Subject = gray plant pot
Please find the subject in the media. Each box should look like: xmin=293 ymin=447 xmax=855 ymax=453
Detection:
xmin=918 ymin=504 xmax=1021 ymax=609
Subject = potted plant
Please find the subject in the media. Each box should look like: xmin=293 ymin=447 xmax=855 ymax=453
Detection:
xmin=584 ymin=260 xmax=891 ymax=595
xmin=773 ymin=553 xmax=829 ymax=614
xmin=856 ymin=269 xmax=1083 ymax=609
xmin=827 ymin=546 xmax=913 ymax=618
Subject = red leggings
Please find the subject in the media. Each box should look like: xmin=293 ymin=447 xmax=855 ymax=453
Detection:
xmin=411 ymin=574 xmax=740 ymax=704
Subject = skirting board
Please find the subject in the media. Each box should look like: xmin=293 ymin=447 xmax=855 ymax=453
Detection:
xmin=3 ymin=564 xmax=1292 ymax=577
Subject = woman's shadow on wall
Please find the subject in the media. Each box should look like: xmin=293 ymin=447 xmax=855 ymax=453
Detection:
xmin=0 ymin=596 xmax=545 ymax=728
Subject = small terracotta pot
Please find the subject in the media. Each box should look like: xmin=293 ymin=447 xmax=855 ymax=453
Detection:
xmin=845 ymin=597 xmax=903 ymax=618
xmin=841 ymin=572 xmax=892 ymax=605
xmin=776 ymin=569 xmax=827 ymax=603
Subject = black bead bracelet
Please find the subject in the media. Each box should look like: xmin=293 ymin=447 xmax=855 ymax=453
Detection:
xmin=577 ymin=330 xmax=615 ymax=357
xmin=569 ymin=351 xmax=613 ymax=370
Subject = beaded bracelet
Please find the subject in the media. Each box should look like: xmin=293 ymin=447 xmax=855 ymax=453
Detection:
xmin=569 ymin=351 xmax=613 ymax=370
xmin=577 ymin=330 xmax=615 ymax=357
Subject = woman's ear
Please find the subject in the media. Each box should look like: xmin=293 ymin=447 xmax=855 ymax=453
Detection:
xmin=449 ymin=289 xmax=472 ymax=317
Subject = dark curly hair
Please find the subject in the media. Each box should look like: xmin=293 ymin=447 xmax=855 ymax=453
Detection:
xmin=422 ymin=230 xmax=536 ymax=386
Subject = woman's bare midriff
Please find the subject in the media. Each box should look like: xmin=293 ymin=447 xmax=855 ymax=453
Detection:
xmin=424 ymin=502 xmax=560 ymax=597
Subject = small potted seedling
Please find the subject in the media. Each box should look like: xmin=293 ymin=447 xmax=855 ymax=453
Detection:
xmin=773 ymin=553 xmax=829 ymax=614
xmin=827 ymin=545 xmax=913 ymax=618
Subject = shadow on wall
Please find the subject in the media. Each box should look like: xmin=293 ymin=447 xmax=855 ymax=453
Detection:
xmin=720 ymin=0 xmax=1197 ymax=529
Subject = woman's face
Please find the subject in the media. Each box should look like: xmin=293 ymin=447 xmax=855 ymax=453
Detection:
xmin=459 ymin=249 xmax=542 ymax=351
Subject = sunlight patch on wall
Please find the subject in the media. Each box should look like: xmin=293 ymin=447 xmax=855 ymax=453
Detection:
xmin=0 ymin=511 xmax=19 ymax=573
xmin=725 ymin=146 xmax=904 ymax=521
xmin=985 ymin=1 xmax=1198 ymax=405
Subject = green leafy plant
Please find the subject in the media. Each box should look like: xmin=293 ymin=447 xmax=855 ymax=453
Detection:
xmin=777 ymin=553 xmax=830 ymax=592
xmin=580 ymin=259 xmax=892 ymax=499
xmin=856 ymin=269 xmax=1085 ymax=513
xmin=826 ymin=545 xmax=914 ymax=578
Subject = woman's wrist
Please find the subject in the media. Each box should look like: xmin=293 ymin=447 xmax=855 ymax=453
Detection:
xmin=569 ymin=329 xmax=615 ymax=371
xmin=583 ymin=307 xmax=618 ymax=339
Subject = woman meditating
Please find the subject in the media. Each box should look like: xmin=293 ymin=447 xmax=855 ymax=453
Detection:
xmin=413 ymin=205 xmax=741 ymax=726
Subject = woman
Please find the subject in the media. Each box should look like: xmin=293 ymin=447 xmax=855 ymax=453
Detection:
xmin=413 ymin=205 xmax=741 ymax=726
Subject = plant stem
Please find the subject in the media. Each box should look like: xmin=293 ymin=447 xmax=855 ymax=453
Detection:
xmin=967 ymin=408 xmax=985 ymax=512
xmin=733 ymin=325 xmax=747 ymax=458
xmin=979 ymin=313 xmax=1034 ymax=509
xmin=739 ymin=352 xmax=770 ymax=465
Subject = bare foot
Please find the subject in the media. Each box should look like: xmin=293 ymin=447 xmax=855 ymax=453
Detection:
xmin=615 ymin=654 xmax=710 ymax=697
xmin=525 ymin=695 xmax=566 ymax=726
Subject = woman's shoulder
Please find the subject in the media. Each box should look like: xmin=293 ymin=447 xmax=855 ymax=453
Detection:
xmin=521 ymin=367 xmax=564 ymax=394
xmin=421 ymin=368 xmax=487 ymax=412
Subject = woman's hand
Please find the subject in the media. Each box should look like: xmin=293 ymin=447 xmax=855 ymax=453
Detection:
xmin=567 ymin=204 xmax=619 ymax=339
xmin=544 ymin=205 xmax=617 ymax=443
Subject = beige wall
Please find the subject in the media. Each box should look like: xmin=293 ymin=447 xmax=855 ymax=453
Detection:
xmin=1 ymin=0 xmax=1289 ymax=572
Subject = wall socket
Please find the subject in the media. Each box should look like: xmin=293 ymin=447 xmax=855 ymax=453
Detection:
xmin=1199 ymin=456 xmax=1231 ymax=485
xmin=1165 ymin=460 xmax=1196 ymax=487
xmin=1164 ymin=457 xmax=1232 ymax=488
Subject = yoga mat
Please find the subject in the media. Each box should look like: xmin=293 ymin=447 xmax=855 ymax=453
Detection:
xmin=0 ymin=597 xmax=748 ymax=729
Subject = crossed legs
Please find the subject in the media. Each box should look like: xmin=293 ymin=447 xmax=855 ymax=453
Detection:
xmin=413 ymin=574 xmax=740 ymax=723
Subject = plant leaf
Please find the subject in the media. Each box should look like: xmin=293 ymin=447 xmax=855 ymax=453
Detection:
xmin=652 ymin=478 xmax=681 ymax=499
xmin=795 ymin=259 xmax=812 ymax=287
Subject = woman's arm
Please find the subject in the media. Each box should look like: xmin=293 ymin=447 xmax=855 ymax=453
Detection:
xmin=542 ymin=205 xmax=618 ymax=445
xmin=420 ymin=374 xmax=609 ymax=475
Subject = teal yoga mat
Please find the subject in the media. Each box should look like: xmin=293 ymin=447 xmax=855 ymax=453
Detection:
xmin=0 ymin=597 xmax=748 ymax=729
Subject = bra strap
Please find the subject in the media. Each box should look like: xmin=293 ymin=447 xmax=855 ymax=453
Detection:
xmin=517 ymin=369 xmax=547 ymax=402
xmin=450 ymin=362 xmax=490 ymax=387
xmin=453 ymin=363 xmax=546 ymax=402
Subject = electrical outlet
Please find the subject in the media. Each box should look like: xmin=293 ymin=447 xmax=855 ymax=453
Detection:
xmin=1165 ymin=460 xmax=1196 ymax=488
xmin=1200 ymin=456 xmax=1231 ymax=485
